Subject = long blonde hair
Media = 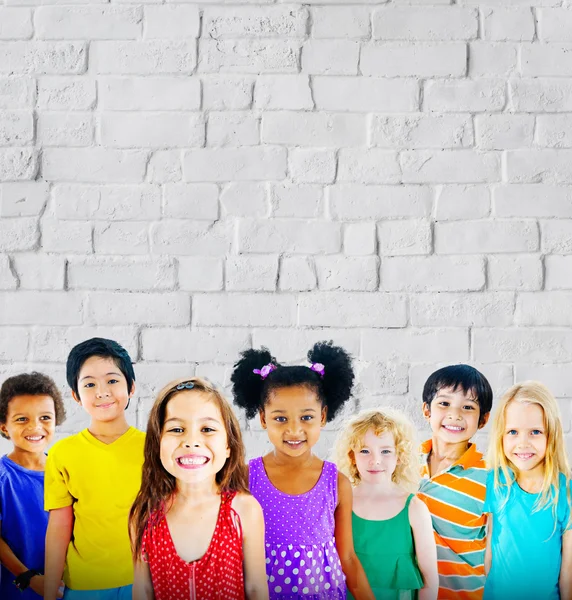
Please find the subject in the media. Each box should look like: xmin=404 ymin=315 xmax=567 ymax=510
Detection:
xmin=487 ymin=381 xmax=571 ymax=513
xmin=333 ymin=407 xmax=419 ymax=493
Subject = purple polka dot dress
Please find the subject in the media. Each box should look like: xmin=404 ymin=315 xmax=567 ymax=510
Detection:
xmin=249 ymin=457 xmax=346 ymax=600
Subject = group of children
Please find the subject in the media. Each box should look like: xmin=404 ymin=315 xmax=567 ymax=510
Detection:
xmin=0 ymin=337 xmax=570 ymax=600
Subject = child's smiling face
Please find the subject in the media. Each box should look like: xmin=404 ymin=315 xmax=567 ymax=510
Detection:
xmin=353 ymin=429 xmax=398 ymax=485
xmin=1 ymin=394 xmax=56 ymax=454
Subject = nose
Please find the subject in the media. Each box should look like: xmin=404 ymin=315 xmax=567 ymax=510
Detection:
xmin=446 ymin=406 xmax=462 ymax=420
xmin=96 ymin=385 xmax=111 ymax=398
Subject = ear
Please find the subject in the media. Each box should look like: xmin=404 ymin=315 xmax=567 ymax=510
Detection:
xmin=226 ymin=444 xmax=231 ymax=458
xmin=259 ymin=409 xmax=267 ymax=430
xmin=320 ymin=406 xmax=328 ymax=427
xmin=0 ymin=424 xmax=9 ymax=439
xmin=71 ymin=390 xmax=82 ymax=405
xmin=478 ymin=411 xmax=491 ymax=430
xmin=422 ymin=402 xmax=431 ymax=421
xmin=129 ymin=381 xmax=136 ymax=397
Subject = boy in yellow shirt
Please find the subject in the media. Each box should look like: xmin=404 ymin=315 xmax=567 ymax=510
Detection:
xmin=44 ymin=338 xmax=145 ymax=600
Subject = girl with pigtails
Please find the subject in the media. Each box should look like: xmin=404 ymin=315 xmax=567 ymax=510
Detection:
xmin=231 ymin=341 xmax=375 ymax=600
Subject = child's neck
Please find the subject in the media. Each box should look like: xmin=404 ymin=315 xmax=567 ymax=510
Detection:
xmin=267 ymin=447 xmax=317 ymax=469
xmin=357 ymin=478 xmax=401 ymax=498
xmin=7 ymin=447 xmax=47 ymax=471
xmin=173 ymin=478 xmax=220 ymax=507
xmin=429 ymin=435 xmax=470 ymax=477
xmin=88 ymin=415 xmax=130 ymax=444
xmin=515 ymin=463 xmax=545 ymax=494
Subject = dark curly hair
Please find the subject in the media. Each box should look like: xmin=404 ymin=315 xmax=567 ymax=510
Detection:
xmin=0 ymin=372 xmax=66 ymax=439
xmin=231 ymin=341 xmax=355 ymax=422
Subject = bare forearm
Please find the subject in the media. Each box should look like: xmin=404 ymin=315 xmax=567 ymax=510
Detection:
xmin=0 ymin=537 xmax=28 ymax=577
xmin=44 ymin=520 xmax=71 ymax=600
xmin=341 ymin=555 xmax=375 ymax=600
xmin=560 ymin=572 xmax=572 ymax=600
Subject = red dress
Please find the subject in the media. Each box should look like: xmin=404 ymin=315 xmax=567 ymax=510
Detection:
xmin=142 ymin=490 xmax=245 ymax=600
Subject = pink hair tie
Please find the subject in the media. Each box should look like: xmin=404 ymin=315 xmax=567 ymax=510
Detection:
xmin=310 ymin=363 xmax=325 ymax=377
xmin=253 ymin=363 xmax=276 ymax=379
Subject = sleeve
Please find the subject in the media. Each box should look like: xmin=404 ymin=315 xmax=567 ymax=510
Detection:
xmin=563 ymin=475 xmax=572 ymax=531
xmin=44 ymin=443 xmax=74 ymax=511
xmin=483 ymin=470 xmax=495 ymax=514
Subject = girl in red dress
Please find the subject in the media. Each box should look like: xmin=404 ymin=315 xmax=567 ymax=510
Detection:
xmin=129 ymin=377 xmax=268 ymax=600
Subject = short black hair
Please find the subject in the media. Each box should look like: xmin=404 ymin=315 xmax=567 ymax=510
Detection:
xmin=231 ymin=341 xmax=354 ymax=422
xmin=0 ymin=372 xmax=66 ymax=439
xmin=422 ymin=364 xmax=493 ymax=424
xmin=67 ymin=337 xmax=135 ymax=398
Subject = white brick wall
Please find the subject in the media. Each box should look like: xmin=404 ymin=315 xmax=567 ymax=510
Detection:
xmin=1 ymin=1 xmax=572 ymax=459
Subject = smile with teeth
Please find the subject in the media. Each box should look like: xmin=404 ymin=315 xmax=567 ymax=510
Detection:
xmin=25 ymin=435 xmax=44 ymax=442
xmin=176 ymin=455 xmax=209 ymax=469
xmin=285 ymin=440 xmax=305 ymax=446
xmin=443 ymin=425 xmax=465 ymax=432
xmin=514 ymin=452 xmax=535 ymax=460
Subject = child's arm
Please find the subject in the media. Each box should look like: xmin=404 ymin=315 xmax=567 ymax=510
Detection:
xmin=559 ymin=528 xmax=572 ymax=600
xmin=44 ymin=506 xmax=73 ymax=600
xmin=484 ymin=516 xmax=492 ymax=576
xmin=334 ymin=473 xmax=375 ymax=600
xmin=233 ymin=493 xmax=269 ymax=600
xmin=133 ymin=559 xmax=155 ymax=600
xmin=409 ymin=497 xmax=438 ymax=600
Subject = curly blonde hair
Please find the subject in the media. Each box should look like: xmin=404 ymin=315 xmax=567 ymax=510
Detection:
xmin=333 ymin=407 xmax=420 ymax=493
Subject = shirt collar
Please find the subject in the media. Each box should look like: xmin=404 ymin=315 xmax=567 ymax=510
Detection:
xmin=420 ymin=439 xmax=482 ymax=474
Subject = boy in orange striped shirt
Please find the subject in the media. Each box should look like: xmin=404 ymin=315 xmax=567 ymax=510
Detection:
xmin=417 ymin=365 xmax=493 ymax=600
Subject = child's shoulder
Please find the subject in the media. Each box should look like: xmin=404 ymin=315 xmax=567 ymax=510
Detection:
xmin=48 ymin=430 xmax=85 ymax=456
xmin=231 ymin=490 xmax=264 ymax=524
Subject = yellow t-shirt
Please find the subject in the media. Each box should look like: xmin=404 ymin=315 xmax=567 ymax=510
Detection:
xmin=45 ymin=427 xmax=145 ymax=591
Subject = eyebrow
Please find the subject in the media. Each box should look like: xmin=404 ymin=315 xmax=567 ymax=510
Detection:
xmin=12 ymin=412 xmax=55 ymax=417
xmin=80 ymin=372 xmax=123 ymax=382
xmin=436 ymin=392 xmax=477 ymax=402
xmin=164 ymin=417 xmax=222 ymax=425
xmin=270 ymin=408 xmax=317 ymax=414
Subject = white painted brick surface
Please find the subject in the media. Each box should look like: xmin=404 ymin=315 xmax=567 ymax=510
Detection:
xmin=2 ymin=0 xmax=572 ymax=456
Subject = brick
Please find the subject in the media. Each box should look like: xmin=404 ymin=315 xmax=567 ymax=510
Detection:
xmin=468 ymin=42 xmax=518 ymax=77
xmin=164 ymin=184 xmax=218 ymax=220
xmin=483 ymin=7 xmax=534 ymax=41
xmin=0 ymin=292 xmax=84 ymax=325
xmin=194 ymin=293 xmax=296 ymax=327
xmin=262 ymin=112 xmax=366 ymax=147
xmin=302 ymin=40 xmax=359 ymax=75
xmin=435 ymin=185 xmax=490 ymax=221
xmin=35 ymin=6 xmax=142 ymax=39
xmin=488 ymin=255 xmax=543 ymax=291
xmin=199 ymin=39 xmax=299 ymax=74
xmin=358 ymin=361 xmax=409 ymax=395
xmin=401 ymin=150 xmax=501 ymax=184
xmin=0 ymin=77 xmax=34 ymax=108
xmin=0 ymin=148 xmax=38 ymax=181
xmin=299 ymin=293 xmax=406 ymax=327
xmin=12 ymin=254 xmax=64 ymax=290
xmin=425 ymin=79 xmax=505 ymax=112
xmin=378 ymin=219 xmax=432 ymax=255
xmin=0 ymin=42 xmax=86 ymax=74
xmin=271 ymin=184 xmax=322 ymax=218
xmin=344 ymin=222 xmax=376 ymax=255
xmin=515 ymin=364 xmax=572 ymax=398
xmin=184 ymin=147 xmax=286 ymax=182
xmin=362 ymin=328 xmax=469 ymax=362
xmin=510 ymin=79 xmax=572 ymax=112
xmin=313 ymin=77 xmax=419 ymax=112
xmin=411 ymin=293 xmax=515 ymax=327
xmin=0 ymin=328 xmax=28 ymax=360
xmin=537 ymin=115 xmax=572 ymax=148
xmin=435 ymin=220 xmax=538 ymax=254
xmin=370 ymin=114 xmax=472 ymax=148
xmin=278 ymin=256 xmax=316 ymax=291
xmin=254 ymin=76 xmax=313 ymax=110
xmin=69 ymin=256 xmax=175 ymax=291
xmin=102 ymin=112 xmax=204 ymax=148
xmin=0 ymin=111 xmax=32 ymax=146
xmin=147 ymin=151 xmax=182 ymax=184
xmin=41 ymin=217 xmax=92 ymax=253
xmin=204 ymin=7 xmax=307 ymax=38
xmin=0 ymin=255 xmax=17 ymax=290
xmin=91 ymin=41 xmax=196 ymax=74
xmin=361 ymin=43 xmax=466 ymax=77
xmin=38 ymin=77 xmax=95 ymax=110
xmin=329 ymin=184 xmax=431 ymax=219
xmin=475 ymin=114 xmax=533 ymax=150
xmin=311 ymin=7 xmax=370 ymax=38
xmin=142 ymin=328 xmax=250 ymax=362
xmin=144 ymin=5 xmax=200 ymax=38
xmin=151 ymin=220 xmax=232 ymax=256
xmin=0 ymin=217 xmax=37 ymax=251
xmin=207 ymin=112 xmax=259 ymax=147
xmin=506 ymin=150 xmax=572 ymax=184
xmin=220 ymin=183 xmax=269 ymax=218
xmin=99 ymin=77 xmax=200 ymax=110
xmin=37 ymin=112 xmax=93 ymax=147
xmin=178 ymin=257 xmax=224 ymax=292
xmin=372 ymin=7 xmax=477 ymax=40
xmin=542 ymin=220 xmax=572 ymax=254
xmin=88 ymin=292 xmax=190 ymax=326
xmin=0 ymin=182 xmax=48 ymax=217
xmin=338 ymin=149 xmax=400 ymax=184
xmin=226 ymin=255 xmax=278 ymax=291
xmin=0 ymin=8 xmax=32 ymax=39
xmin=382 ymin=256 xmax=485 ymax=292
xmin=315 ymin=256 xmax=378 ymax=291
xmin=545 ymin=257 xmax=572 ymax=290
xmin=238 ymin=219 xmax=341 ymax=254
xmin=289 ymin=149 xmax=336 ymax=184
xmin=94 ymin=222 xmax=149 ymax=255
xmin=522 ymin=44 xmax=572 ymax=76
xmin=43 ymin=149 xmax=147 ymax=183
xmin=202 ymin=76 xmax=254 ymax=110
xmin=54 ymin=184 xmax=160 ymax=221
xmin=494 ymin=184 xmax=572 ymax=218
xmin=539 ymin=9 xmax=572 ymax=41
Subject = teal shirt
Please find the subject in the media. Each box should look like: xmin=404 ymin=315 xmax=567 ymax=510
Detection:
xmin=484 ymin=470 xmax=571 ymax=600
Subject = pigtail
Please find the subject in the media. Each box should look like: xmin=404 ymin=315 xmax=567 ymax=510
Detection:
xmin=231 ymin=347 xmax=279 ymax=419
xmin=308 ymin=341 xmax=354 ymax=421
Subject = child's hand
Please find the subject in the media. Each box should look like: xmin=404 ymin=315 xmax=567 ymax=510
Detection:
xmin=29 ymin=574 xmax=65 ymax=598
